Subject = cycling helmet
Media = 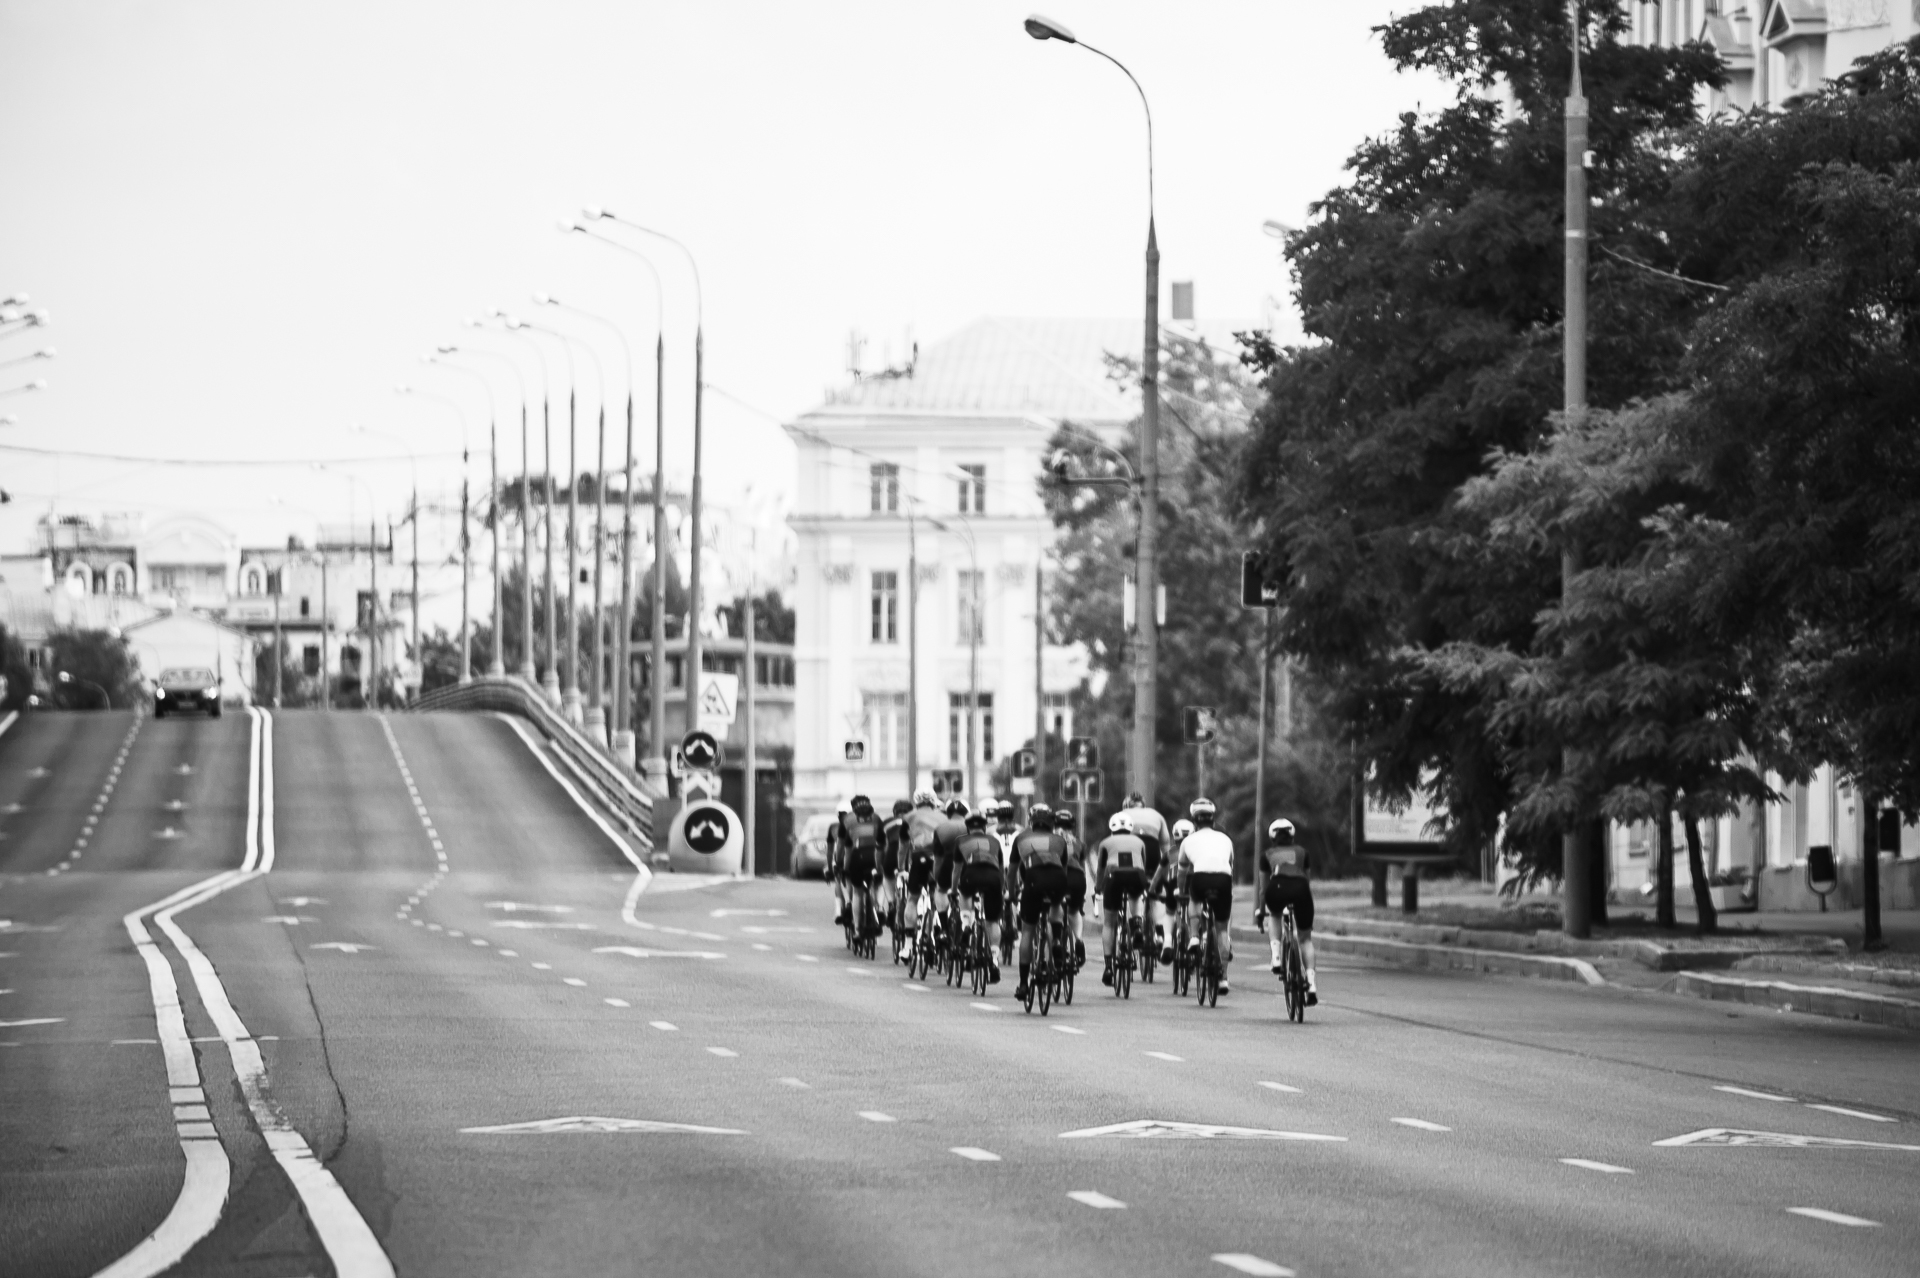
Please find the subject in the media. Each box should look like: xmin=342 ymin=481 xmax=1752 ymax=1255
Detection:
xmin=997 ymin=799 xmax=1017 ymax=819
xmin=850 ymin=794 xmax=874 ymax=816
xmin=1189 ymin=797 xmax=1218 ymax=825
xmin=1124 ymin=791 xmax=1146 ymax=809
xmin=964 ymin=810 xmax=990 ymax=829
xmin=1172 ymin=818 xmax=1195 ymax=839
xmin=911 ymin=788 xmax=937 ymax=808
xmin=944 ymin=798 xmax=969 ymax=818
xmin=836 ymin=798 xmax=852 ymax=815
xmin=892 ymin=798 xmax=913 ymax=816
xmin=1267 ymin=817 xmax=1296 ymax=844
xmin=1029 ymin=803 xmax=1054 ymax=830
xmin=1108 ymin=811 xmax=1132 ymax=833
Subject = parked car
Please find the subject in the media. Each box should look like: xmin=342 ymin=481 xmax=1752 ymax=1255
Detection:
xmin=154 ymin=667 xmax=221 ymax=718
xmin=793 ymin=813 xmax=837 ymax=879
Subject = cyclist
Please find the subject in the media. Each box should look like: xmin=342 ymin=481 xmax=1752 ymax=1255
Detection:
xmin=991 ymin=800 xmax=1023 ymax=968
xmin=877 ymin=798 xmax=912 ymax=942
xmin=1120 ymin=792 xmax=1172 ymax=960
xmin=830 ymin=797 xmax=853 ymax=926
xmin=1178 ymin=797 xmax=1236 ymax=995
xmin=1095 ymin=810 xmax=1150 ymax=987
xmin=939 ymin=808 xmax=1005 ymax=984
xmin=905 ymin=798 xmax=967 ymax=962
xmin=1007 ymin=803 xmax=1071 ymax=1002
xmin=1146 ymin=815 xmax=1193 ymax=962
xmin=1258 ymin=817 xmax=1317 ymax=1005
xmin=842 ymin=795 xmax=886 ymax=938
xmin=1060 ymin=813 xmax=1089 ymax=970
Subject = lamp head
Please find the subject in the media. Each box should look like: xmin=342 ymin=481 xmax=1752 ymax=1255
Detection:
xmin=581 ymin=205 xmax=606 ymax=220
xmin=37 ymin=347 xmax=55 ymax=359
xmin=557 ymin=219 xmax=581 ymax=235
xmin=58 ymin=671 xmax=72 ymax=684
xmin=532 ymin=291 xmax=554 ymax=306
xmin=1024 ymin=14 xmax=1075 ymax=42
xmin=437 ymin=343 xmax=459 ymax=354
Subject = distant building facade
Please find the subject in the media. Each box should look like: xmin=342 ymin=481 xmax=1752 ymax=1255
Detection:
xmin=1631 ymin=1 xmax=1918 ymax=112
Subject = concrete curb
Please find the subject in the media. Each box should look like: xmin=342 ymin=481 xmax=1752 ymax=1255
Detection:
xmin=1229 ymin=924 xmax=1603 ymax=986
xmin=1672 ymin=971 xmax=1920 ymax=1031
xmin=1730 ymin=953 xmax=1920 ymax=990
xmin=1317 ymin=913 xmax=1847 ymax=970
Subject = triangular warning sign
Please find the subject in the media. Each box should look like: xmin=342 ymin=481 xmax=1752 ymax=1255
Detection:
xmin=460 ymin=1116 xmax=746 ymax=1135
xmin=1653 ymin=1128 xmax=1920 ymax=1151
xmin=1059 ymin=1119 xmax=1346 ymax=1142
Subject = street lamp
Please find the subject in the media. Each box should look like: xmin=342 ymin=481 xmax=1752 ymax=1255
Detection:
xmin=57 ymin=670 xmax=109 ymax=709
xmin=535 ymin=290 xmax=631 ymax=748
xmin=1024 ymin=13 xmax=1164 ymax=807
xmin=484 ymin=314 xmax=561 ymax=703
xmin=312 ymin=463 xmax=383 ymax=709
xmin=581 ymin=207 xmax=707 ymax=742
xmin=563 ymin=220 xmax=670 ymax=778
xmin=395 ymin=385 xmax=472 ymax=687
xmin=0 ymin=347 xmax=53 ymax=372
xmin=0 ymin=379 xmax=46 ymax=399
xmin=447 ymin=338 xmax=534 ymax=680
xmin=424 ymin=353 xmax=503 ymax=677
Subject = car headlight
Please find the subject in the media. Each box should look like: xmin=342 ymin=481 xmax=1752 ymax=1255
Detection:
xmin=203 ymin=688 xmax=217 ymax=697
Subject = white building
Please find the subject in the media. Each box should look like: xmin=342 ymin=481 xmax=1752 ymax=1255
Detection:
xmin=784 ymin=317 xmax=1158 ymax=817
xmin=1632 ymin=1 xmax=1918 ymax=113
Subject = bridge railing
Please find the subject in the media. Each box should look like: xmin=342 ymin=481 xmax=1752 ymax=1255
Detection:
xmin=411 ymin=675 xmax=658 ymax=850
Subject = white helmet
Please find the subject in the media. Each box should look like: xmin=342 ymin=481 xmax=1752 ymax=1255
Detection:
xmin=911 ymin=788 xmax=937 ymax=808
xmin=836 ymin=798 xmax=852 ymax=815
xmin=1268 ymin=817 xmax=1297 ymax=844
xmin=1189 ymin=797 xmax=1217 ymax=824
xmin=1108 ymin=811 xmax=1132 ymax=833
xmin=1172 ymin=818 xmax=1195 ymax=839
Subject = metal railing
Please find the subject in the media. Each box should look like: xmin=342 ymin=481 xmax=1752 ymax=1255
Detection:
xmin=411 ymin=675 xmax=658 ymax=849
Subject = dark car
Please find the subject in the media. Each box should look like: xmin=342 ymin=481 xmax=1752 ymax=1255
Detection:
xmin=793 ymin=813 xmax=837 ymax=879
xmin=154 ymin=667 xmax=221 ymax=718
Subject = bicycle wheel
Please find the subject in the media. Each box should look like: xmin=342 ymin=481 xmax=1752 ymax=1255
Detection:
xmin=1285 ymin=941 xmax=1305 ymax=1023
xmin=1037 ymin=942 xmax=1054 ymax=1015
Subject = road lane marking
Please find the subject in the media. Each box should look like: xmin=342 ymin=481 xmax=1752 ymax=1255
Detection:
xmin=777 ymin=1077 xmax=809 ymax=1088
xmin=1714 ymin=1085 xmax=1795 ymax=1103
xmin=493 ymin=921 xmax=596 ymax=930
xmin=1052 ymin=1025 xmax=1085 ymax=1035
xmin=1391 ymin=1118 xmax=1451 ymax=1132
xmin=1061 ymin=1120 xmax=1346 ymax=1142
xmin=497 ymin=713 xmax=646 ymax=871
xmin=562 ymin=978 xmax=587 ymax=987
xmin=1144 ymin=1051 xmax=1183 ymax=1062
xmin=603 ymin=998 xmax=630 ymax=1008
xmin=752 ymin=943 xmax=773 ymax=951
xmin=951 ymin=1147 xmax=1001 ymax=1161
xmin=711 ymin=908 xmax=789 ymax=917
xmin=847 ymin=967 xmax=875 ymax=977
xmin=650 ymin=1021 xmax=678 ymax=1032
xmin=488 ymin=902 xmax=576 ymax=913
xmin=462 ymin=1116 xmax=746 ymax=1135
xmin=531 ymin=962 xmax=552 ymax=970
xmin=707 ymin=1047 xmax=738 ymax=1058
xmin=593 ymin=946 xmax=727 ymax=960
xmin=1787 ymin=1208 xmax=1880 ymax=1227
xmin=796 ymin=954 xmax=819 ymax=962
xmin=969 ymin=1002 xmax=1000 ymax=1012
xmin=1258 ymin=1082 xmax=1303 ymax=1094
xmin=1805 ymin=1104 xmax=1897 ymax=1123
xmin=1560 ymin=1159 xmax=1634 ymax=1174
xmin=470 ymin=938 xmax=489 ymax=947
xmin=858 ymin=1111 xmax=896 ymax=1123
xmin=1212 ymin=1256 xmax=1296 ymax=1277
xmin=309 ymin=943 xmax=375 ymax=954
xmin=903 ymin=983 xmax=929 ymax=992
xmin=0 ymin=1018 xmax=63 ymax=1028
xmin=1067 ymin=1191 xmax=1125 ymax=1209
xmin=1652 ymin=1128 xmax=1920 ymax=1150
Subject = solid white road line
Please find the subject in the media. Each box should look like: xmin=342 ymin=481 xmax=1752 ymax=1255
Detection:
xmin=1560 ymin=1158 xmax=1634 ymax=1174
xmin=497 ymin=713 xmax=645 ymax=872
xmin=1392 ymin=1118 xmax=1452 ymax=1132
xmin=950 ymin=1147 xmax=1001 ymax=1161
xmin=858 ymin=1111 xmax=897 ymax=1123
xmin=1067 ymin=1191 xmax=1125 ymax=1209
xmin=1787 ymin=1207 xmax=1880 ymax=1228
xmin=1144 ymin=1051 xmax=1184 ymax=1062
xmin=1258 ymin=1082 xmax=1303 ymax=1094
xmin=1212 ymin=1255 xmax=1296 ymax=1277
xmin=1714 ymin=1084 xmax=1795 ymax=1102
xmin=1805 ymin=1104 xmax=1897 ymax=1123
xmin=0 ymin=710 xmax=17 ymax=739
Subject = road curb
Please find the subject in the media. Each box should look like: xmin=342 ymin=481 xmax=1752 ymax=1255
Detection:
xmin=1229 ymin=925 xmax=1604 ymax=986
xmin=1313 ymin=913 xmax=1848 ymax=970
xmin=1671 ymin=971 xmax=1920 ymax=1031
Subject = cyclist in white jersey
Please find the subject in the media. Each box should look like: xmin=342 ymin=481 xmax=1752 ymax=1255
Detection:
xmin=1178 ymin=797 xmax=1236 ymax=994
xmin=1120 ymin=793 xmax=1173 ymax=962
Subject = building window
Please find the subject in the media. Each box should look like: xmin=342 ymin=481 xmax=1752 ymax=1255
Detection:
xmin=242 ymin=565 xmax=265 ymax=597
xmin=754 ymin=654 xmax=793 ymax=688
xmin=957 ymin=464 xmax=986 ymax=514
xmin=870 ymin=463 xmax=899 ymax=514
xmin=870 ymin=570 xmax=898 ymax=643
xmin=300 ymin=596 xmax=311 ymax=618
xmin=1044 ymin=691 xmax=1071 ymax=742
xmin=948 ymin=692 xmax=994 ymax=765
xmin=863 ymin=691 xmax=908 ymax=766
xmin=956 ymin=570 xmax=984 ymax=645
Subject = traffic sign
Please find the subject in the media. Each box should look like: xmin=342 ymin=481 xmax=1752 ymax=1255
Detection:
xmin=1060 ymin=771 xmax=1082 ymax=803
xmin=1010 ymin=776 xmax=1035 ymax=796
xmin=697 ymin=673 xmax=739 ymax=728
xmin=844 ymin=740 xmax=867 ymax=762
xmin=1241 ymin=550 xmax=1282 ymax=608
xmin=1011 ymin=748 xmax=1037 ymax=779
xmin=666 ymin=798 xmax=744 ymax=874
xmin=1059 ymin=768 xmax=1102 ymax=804
xmin=681 ymin=729 xmax=720 ymax=772
xmin=1067 ymin=737 xmax=1099 ymax=769
xmin=1182 ymin=707 xmax=1219 ymax=745
xmin=932 ymin=769 xmax=965 ymax=798
xmin=1079 ymin=769 xmax=1103 ymax=804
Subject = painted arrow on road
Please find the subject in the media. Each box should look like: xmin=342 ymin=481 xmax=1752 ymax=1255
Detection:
xmin=0 ymin=1018 xmax=65 ymax=1028
xmin=592 ymin=946 xmax=727 ymax=960
xmin=1060 ymin=1120 xmax=1347 ymax=1142
xmin=1654 ymin=1128 xmax=1920 ymax=1151
xmin=460 ymin=1116 xmax=745 ymax=1135
xmin=310 ymin=943 xmax=377 ymax=954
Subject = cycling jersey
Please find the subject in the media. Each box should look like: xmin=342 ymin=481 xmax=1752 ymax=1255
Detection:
xmin=843 ymin=812 xmax=884 ymax=881
xmin=1095 ymin=831 xmax=1148 ymax=877
xmin=1264 ymin=844 xmax=1309 ymax=878
xmin=1124 ymin=804 xmax=1170 ymax=861
xmin=903 ymin=806 xmax=943 ymax=856
xmin=1181 ymin=827 xmax=1235 ymax=876
xmin=992 ymin=824 xmax=1020 ymax=863
xmin=1012 ymin=829 xmax=1067 ymax=869
xmin=940 ymin=830 xmax=1001 ymax=893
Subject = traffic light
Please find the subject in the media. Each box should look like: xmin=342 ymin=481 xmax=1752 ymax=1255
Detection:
xmin=1067 ymin=737 xmax=1099 ymax=769
xmin=1182 ymin=706 xmax=1218 ymax=745
xmin=1241 ymin=549 xmax=1281 ymax=609
xmin=844 ymin=740 xmax=867 ymax=762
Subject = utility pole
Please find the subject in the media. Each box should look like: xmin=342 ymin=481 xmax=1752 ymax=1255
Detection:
xmin=744 ymin=547 xmax=757 ymax=879
xmin=1134 ymin=220 xmax=1161 ymax=808
xmin=686 ymin=327 xmax=705 ymax=736
xmin=410 ymin=488 xmax=420 ymax=700
xmin=1034 ymin=560 xmax=1045 ymax=820
xmin=1562 ymin=4 xmax=1595 ymax=938
xmin=369 ymin=519 xmax=379 ymax=709
xmin=272 ymin=564 xmax=283 ymax=709
xmin=906 ymin=506 xmax=919 ymax=798
xmin=1253 ymin=606 xmax=1273 ymax=884
xmin=321 ymin=552 xmax=331 ymax=711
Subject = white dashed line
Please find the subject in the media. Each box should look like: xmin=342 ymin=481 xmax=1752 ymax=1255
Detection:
xmin=968 ymin=1002 xmax=1000 ymax=1013
xmin=1144 ymin=1051 xmax=1183 ymax=1062
xmin=1392 ymin=1118 xmax=1451 ymax=1132
xmin=1052 ymin=1025 xmax=1086 ymax=1035
xmin=796 ymin=955 xmax=819 ymax=963
xmin=1212 ymin=1255 xmax=1295 ymax=1277
xmin=562 ymin=978 xmax=587 ymax=987
xmin=1067 ymin=1191 xmax=1125 ymax=1210
xmin=1560 ymin=1158 xmax=1634 ymax=1174
xmin=603 ymin=998 xmax=630 ymax=1008
xmin=858 ymin=1111 xmax=896 ymax=1123
xmin=1805 ymin=1104 xmax=1897 ymax=1123
xmin=1787 ymin=1207 xmax=1880 ymax=1228
xmin=649 ymin=1021 xmax=678 ymax=1032
xmin=497 ymin=950 xmax=517 ymax=957
xmin=530 ymin=962 xmax=552 ymax=971
xmin=707 ymin=1047 xmax=738 ymax=1058
xmin=1258 ymin=1081 xmax=1302 ymax=1094
xmin=1714 ymin=1085 xmax=1795 ymax=1103
xmin=752 ymin=943 xmax=773 ymax=951
xmin=950 ymin=1147 xmax=1001 ymax=1161
xmin=776 ymin=1077 xmax=810 ymax=1089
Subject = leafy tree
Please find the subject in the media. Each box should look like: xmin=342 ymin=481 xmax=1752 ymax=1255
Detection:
xmin=0 ymin=625 xmax=32 ymax=712
xmin=719 ymin=590 xmax=795 ymax=644
xmin=1239 ymin=1 xmax=1724 ymax=873
xmin=48 ymin=628 xmax=140 ymax=709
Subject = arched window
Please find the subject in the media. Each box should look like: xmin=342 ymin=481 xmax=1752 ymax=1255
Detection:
xmin=107 ymin=563 xmax=133 ymax=596
xmin=64 ymin=563 xmax=91 ymax=596
xmin=241 ymin=563 xmax=265 ymax=597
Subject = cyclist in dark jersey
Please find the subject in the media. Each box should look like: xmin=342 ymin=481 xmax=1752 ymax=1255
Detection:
xmin=1095 ymin=810 xmax=1150 ymax=987
xmin=1258 ymin=817 xmax=1317 ymax=1005
xmin=939 ymin=809 xmax=1005 ymax=984
xmin=830 ymin=798 xmax=852 ymax=925
xmin=841 ymin=796 xmax=885 ymax=937
xmin=1007 ymin=805 xmax=1071 ymax=1001
xmin=878 ymin=798 xmax=912 ymax=944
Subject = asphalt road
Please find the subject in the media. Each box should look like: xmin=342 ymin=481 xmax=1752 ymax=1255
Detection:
xmin=3 ymin=707 xmax=1917 ymax=1278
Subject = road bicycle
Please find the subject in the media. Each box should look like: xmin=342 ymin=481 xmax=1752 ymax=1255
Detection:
xmin=845 ymin=877 xmax=879 ymax=960
xmin=1167 ymin=895 xmax=1192 ymax=997
xmin=1277 ymin=905 xmax=1308 ymax=1023
xmin=968 ymin=893 xmax=993 ymax=996
xmin=1110 ymin=899 xmax=1135 ymax=999
xmin=943 ymin=896 xmax=968 ymax=987
xmin=1023 ymin=898 xmax=1066 ymax=1016
xmin=889 ymin=870 xmax=909 ymax=965
xmin=908 ymin=885 xmax=939 ymax=981
xmin=1194 ymin=896 xmax=1222 ymax=1009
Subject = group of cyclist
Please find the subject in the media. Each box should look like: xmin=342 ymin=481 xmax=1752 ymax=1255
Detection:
xmin=825 ymin=787 xmax=1318 ymax=1006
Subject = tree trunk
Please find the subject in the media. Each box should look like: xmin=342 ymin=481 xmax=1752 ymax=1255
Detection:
xmin=1589 ymin=817 xmax=1609 ymax=927
xmin=1656 ymin=805 xmax=1677 ymax=929
xmin=1683 ymin=813 xmax=1717 ymax=935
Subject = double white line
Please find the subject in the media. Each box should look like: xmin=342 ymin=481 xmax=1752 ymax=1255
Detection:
xmin=100 ymin=708 xmax=393 ymax=1278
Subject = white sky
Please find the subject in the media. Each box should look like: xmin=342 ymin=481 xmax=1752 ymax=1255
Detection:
xmin=0 ymin=1 xmax=1443 ymax=618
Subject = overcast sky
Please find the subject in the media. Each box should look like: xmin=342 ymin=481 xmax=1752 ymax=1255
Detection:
xmin=0 ymin=1 xmax=1443 ymax=609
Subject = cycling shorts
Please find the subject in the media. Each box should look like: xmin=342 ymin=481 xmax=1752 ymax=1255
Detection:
xmin=1102 ymin=867 xmax=1150 ymax=913
xmin=906 ymin=852 xmax=936 ymax=895
xmin=843 ymin=850 xmax=878 ymax=884
xmin=958 ymin=863 xmax=1004 ymax=924
xmin=1018 ymin=863 xmax=1070 ymax=926
xmin=878 ymin=844 xmax=899 ymax=877
xmin=1263 ymin=876 xmax=1314 ymax=934
xmin=1187 ymin=871 xmax=1233 ymax=922
xmin=1064 ymin=867 xmax=1087 ymax=912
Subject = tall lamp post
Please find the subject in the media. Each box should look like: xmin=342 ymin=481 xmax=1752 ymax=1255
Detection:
xmin=513 ymin=315 xmax=595 ymax=724
xmin=563 ymin=221 xmax=668 ymax=777
xmin=487 ymin=316 xmax=560 ymax=701
xmin=1561 ymin=5 xmax=1595 ymax=937
xmin=353 ymin=423 xmax=422 ymax=697
xmin=1025 ymin=14 xmax=1163 ymax=806
xmin=582 ymin=208 xmax=706 ymax=742
xmin=424 ymin=353 xmax=504 ymax=677
xmin=395 ymin=384 xmax=472 ymax=685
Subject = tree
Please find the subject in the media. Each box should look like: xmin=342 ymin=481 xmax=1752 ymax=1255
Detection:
xmin=1238 ymin=2 xmax=1725 ymax=869
xmin=48 ymin=628 xmax=141 ymax=709
xmin=417 ymin=627 xmax=466 ymax=694
xmin=719 ymin=591 xmax=795 ymax=644
xmin=0 ymin=625 xmax=32 ymax=712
